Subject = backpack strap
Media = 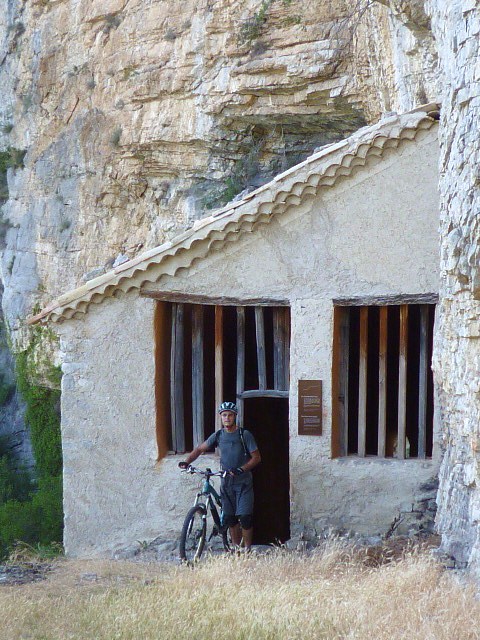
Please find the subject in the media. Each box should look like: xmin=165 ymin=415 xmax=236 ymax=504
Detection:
xmin=238 ymin=427 xmax=251 ymax=460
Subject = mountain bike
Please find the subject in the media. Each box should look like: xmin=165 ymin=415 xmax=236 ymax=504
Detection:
xmin=179 ymin=466 xmax=232 ymax=563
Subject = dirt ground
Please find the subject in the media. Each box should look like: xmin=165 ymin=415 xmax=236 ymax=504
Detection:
xmin=0 ymin=533 xmax=443 ymax=590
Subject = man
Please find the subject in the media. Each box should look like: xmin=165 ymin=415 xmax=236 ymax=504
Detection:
xmin=179 ymin=401 xmax=261 ymax=550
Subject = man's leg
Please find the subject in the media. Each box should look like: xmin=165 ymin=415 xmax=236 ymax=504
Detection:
xmin=239 ymin=514 xmax=253 ymax=549
xmin=221 ymin=480 xmax=241 ymax=546
xmin=229 ymin=523 xmax=242 ymax=546
xmin=236 ymin=479 xmax=254 ymax=550
xmin=242 ymin=527 xmax=253 ymax=549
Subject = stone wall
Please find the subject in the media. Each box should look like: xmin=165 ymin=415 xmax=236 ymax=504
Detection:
xmin=59 ymin=294 xmax=203 ymax=556
xmin=425 ymin=0 xmax=480 ymax=573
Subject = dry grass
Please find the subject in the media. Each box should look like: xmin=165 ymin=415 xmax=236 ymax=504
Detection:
xmin=1 ymin=540 xmax=480 ymax=640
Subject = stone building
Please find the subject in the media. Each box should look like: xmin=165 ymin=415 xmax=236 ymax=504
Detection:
xmin=31 ymin=105 xmax=441 ymax=557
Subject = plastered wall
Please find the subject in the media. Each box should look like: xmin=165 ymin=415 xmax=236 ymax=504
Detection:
xmin=59 ymin=128 xmax=440 ymax=555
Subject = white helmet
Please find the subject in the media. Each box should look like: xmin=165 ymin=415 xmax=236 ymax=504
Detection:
xmin=218 ymin=401 xmax=238 ymax=414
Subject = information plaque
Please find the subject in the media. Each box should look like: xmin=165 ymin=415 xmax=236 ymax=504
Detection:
xmin=298 ymin=380 xmax=323 ymax=436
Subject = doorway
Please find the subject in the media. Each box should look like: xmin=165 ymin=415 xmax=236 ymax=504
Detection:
xmin=154 ymin=299 xmax=292 ymax=542
xmin=244 ymin=397 xmax=290 ymax=544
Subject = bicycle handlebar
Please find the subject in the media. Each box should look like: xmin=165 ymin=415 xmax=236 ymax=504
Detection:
xmin=181 ymin=465 xmax=227 ymax=478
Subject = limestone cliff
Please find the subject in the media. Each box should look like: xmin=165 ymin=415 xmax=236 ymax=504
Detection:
xmin=425 ymin=0 xmax=480 ymax=574
xmin=0 ymin=0 xmax=437 ymax=341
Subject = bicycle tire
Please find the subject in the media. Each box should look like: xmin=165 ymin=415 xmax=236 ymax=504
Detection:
xmin=179 ymin=505 xmax=207 ymax=563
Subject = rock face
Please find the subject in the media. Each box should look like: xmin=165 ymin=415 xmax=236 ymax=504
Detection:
xmin=0 ymin=291 xmax=33 ymax=469
xmin=0 ymin=0 xmax=438 ymax=338
xmin=425 ymin=0 xmax=480 ymax=573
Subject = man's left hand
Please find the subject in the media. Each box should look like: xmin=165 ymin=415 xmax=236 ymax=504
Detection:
xmin=228 ymin=467 xmax=244 ymax=476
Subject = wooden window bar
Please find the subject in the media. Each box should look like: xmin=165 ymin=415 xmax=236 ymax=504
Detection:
xmin=357 ymin=307 xmax=368 ymax=458
xmin=191 ymin=305 xmax=204 ymax=447
xmin=273 ymin=308 xmax=290 ymax=392
xmin=236 ymin=307 xmax=246 ymax=427
xmin=337 ymin=308 xmax=350 ymax=458
xmin=418 ymin=306 xmax=429 ymax=459
xmin=397 ymin=305 xmax=408 ymax=460
xmin=377 ymin=306 xmax=388 ymax=458
xmin=214 ymin=306 xmax=224 ymax=432
xmin=170 ymin=303 xmax=185 ymax=453
xmin=255 ymin=308 xmax=267 ymax=390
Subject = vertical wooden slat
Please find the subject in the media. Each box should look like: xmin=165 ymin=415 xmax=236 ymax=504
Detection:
xmin=338 ymin=308 xmax=350 ymax=457
xmin=378 ymin=306 xmax=388 ymax=457
xmin=255 ymin=307 xmax=267 ymax=390
xmin=192 ymin=306 xmax=204 ymax=447
xmin=358 ymin=307 xmax=368 ymax=457
xmin=282 ymin=307 xmax=291 ymax=391
xmin=236 ymin=307 xmax=245 ymax=427
xmin=397 ymin=305 xmax=409 ymax=459
xmin=273 ymin=309 xmax=282 ymax=391
xmin=214 ymin=306 xmax=224 ymax=431
xmin=154 ymin=302 xmax=170 ymax=460
xmin=170 ymin=303 xmax=185 ymax=453
xmin=273 ymin=308 xmax=288 ymax=391
xmin=418 ymin=305 xmax=429 ymax=459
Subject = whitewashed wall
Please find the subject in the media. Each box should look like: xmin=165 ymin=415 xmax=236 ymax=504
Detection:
xmin=59 ymin=295 xmax=215 ymax=557
xmin=58 ymin=127 xmax=440 ymax=555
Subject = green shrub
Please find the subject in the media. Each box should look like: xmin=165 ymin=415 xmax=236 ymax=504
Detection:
xmin=31 ymin=475 xmax=63 ymax=542
xmin=0 ymin=499 xmax=37 ymax=558
xmin=0 ymin=326 xmax=63 ymax=560
xmin=238 ymin=0 xmax=273 ymax=44
xmin=0 ymin=458 xmax=62 ymax=559
xmin=0 ymin=336 xmax=65 ymax=559
xmin=0 ymin=455 xmax=33 ymax=503
xmin=16 ymin=351 xmax=62 ymax=478
xmin=0 ymin=147 xmax=26 ymax=173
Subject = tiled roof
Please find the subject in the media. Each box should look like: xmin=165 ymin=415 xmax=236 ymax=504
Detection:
xmin=29 ymin=103 xmax=440 ymax=324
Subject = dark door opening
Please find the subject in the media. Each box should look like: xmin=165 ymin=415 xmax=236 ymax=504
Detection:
xmin=243 ymin=397 xmax=290 ymax=544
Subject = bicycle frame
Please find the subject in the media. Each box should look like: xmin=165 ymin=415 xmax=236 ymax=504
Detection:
xmin=189 ymin=468 xmax=226 ymax=532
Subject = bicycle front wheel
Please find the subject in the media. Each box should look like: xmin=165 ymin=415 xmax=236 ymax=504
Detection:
xmin=179 ymin=505 xmax=207 ymax=563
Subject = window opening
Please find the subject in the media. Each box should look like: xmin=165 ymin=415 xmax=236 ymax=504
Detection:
xmin=156 ymin=302 xmax=290 ymax=454
xmin=333 ymin=303 xmax=435 ymax=459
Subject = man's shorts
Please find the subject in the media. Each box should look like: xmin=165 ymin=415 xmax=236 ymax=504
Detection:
xmin=221 ymin=475 xmax=254 ymax=516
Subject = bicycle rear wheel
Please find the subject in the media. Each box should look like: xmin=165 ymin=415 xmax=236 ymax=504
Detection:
xmin=179 ymin=505 xmax=207 ymax=563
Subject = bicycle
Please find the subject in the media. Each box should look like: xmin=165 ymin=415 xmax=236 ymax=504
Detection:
xmin=179 ymin=466 xmax=232 ymax=563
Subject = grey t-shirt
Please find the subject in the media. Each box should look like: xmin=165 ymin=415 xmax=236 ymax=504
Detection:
xmin=205 ymin=428 xmax=258 ymax=480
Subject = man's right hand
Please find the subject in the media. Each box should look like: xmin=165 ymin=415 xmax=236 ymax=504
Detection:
xmin=178 ymin=461 xmax=189 ymax=469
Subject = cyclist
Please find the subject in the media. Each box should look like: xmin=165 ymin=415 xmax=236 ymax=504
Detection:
xmin=179 ymin=401 xmax=261 ymax=551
